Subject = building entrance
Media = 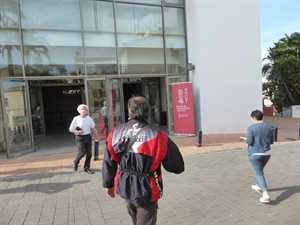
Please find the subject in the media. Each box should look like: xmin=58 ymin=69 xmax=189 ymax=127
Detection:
xmin=122 ymin=80 xmax=161 ymax=126
xmin=27 ymin=82 xmax=86 ymax=156
xmin=42 ymin=85 xmax=83 ymax=135
xmin=0 ymin=77 xmax=168 ymax=158
xmin=123 ymin=83 xmax=142 ymax=122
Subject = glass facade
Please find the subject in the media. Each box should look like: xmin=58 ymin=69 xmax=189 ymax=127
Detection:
xmin=0 ymin=0 xmax=188 ymax=158
xmin=0 ymin=0 xmax=22 ymax=77
xmin=20 ymin=0 xmax=84 ymax=76
xmin=82 ymin=1 xmax=117 ymax=75
xmin=1 ymin=0 xmax=187 ymax=77
xmin=116 ymin=3 xmax=165 ymax=74
xmin=164 ymin=7 xmax=186 ymax=74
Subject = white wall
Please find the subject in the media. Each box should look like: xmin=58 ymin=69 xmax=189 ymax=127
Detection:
xmin=186 ymin=0 xmax=262 ymax=134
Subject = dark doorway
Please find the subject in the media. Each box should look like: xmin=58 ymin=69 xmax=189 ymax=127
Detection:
xmin=123 ymin=83 xmax=142 ymax=122
xmin=42 ymin=85 xmax=83 ymax=135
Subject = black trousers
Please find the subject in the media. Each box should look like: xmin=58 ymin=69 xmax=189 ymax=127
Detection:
xmin=126 ymin=201 xmax=158 ymax=225
xmin=74 ymin=134 xmax=92 ymax=169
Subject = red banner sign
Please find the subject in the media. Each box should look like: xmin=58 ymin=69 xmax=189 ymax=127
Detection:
xmin=172 ymin=82 xmax=195 ymax=135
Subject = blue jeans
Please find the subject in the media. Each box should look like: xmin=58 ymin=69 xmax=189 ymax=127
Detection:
xmin=248 ymin=154 xmax=271 ymax=192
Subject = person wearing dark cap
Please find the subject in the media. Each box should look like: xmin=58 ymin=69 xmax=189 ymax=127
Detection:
xmin=102 ymin=96 xmax=184 ymax=225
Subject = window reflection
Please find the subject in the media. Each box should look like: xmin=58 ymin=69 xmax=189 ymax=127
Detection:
xmin=164 ymin=7 xmax=187 ymax=74
xmin=20 ymin=0 xmax=84 ymax=76
xmin=29 ymin=86 xmax=45 ymax=136
xmin=22 ymin=30 xmax=84 ymax=76
xmin=82 ymin=1 xmax=118 ymax=75
xmin=82 ymin=1 xmax=114 ymax=32
xmin=0 ymin=37 xmax=23 ymax=77
xmin=118 ymin=0 xmax=161 ymax=4
xmin=1 ymin=0 xmax=188 ymax=77
xmin=116 ymin=3 xmax=164 ymax=74
xmin=164 ymin=7 xmax=185 ymax=34
xmin=164 ymin=0 xmax=184 ymax=5
xmin=20 ymin=0 xmax=81 ymax=30
xmin=3 ymin=81 xmax=33 ymax=153
xmin=0 ymin=0 xmax=22 ymax=77
xmin=165 ymin=37 xmax=186 ymax=74
xmin=87 ymin=80 xmax=107 ymax=140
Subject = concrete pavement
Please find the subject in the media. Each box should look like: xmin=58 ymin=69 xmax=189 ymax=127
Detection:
xmin=0 ymin=116 xmax=299 ymax=225
xmin=0 ymin=141 xmax=299 ymax=225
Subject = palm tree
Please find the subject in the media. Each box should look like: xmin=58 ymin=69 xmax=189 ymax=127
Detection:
xmin=1 ymin=0 xmax=50 ymax=77
xmin=0 ymin=0 xmax=19 ymax=25
xmin=0 ymin=0 xmax=20 ymax=76
xmin=22 ymin=31 xmax=50 ymax=65
xmin=262 ymin=32 xmax=300 ymax=113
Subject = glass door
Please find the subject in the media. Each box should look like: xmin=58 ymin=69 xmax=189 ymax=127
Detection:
xmin=142 ymin=82 xmax=160 ymax=126
xmin=29 ymin=85 xmax=45 ymax=138
xmin=0 ymin=96 xmax=5 ymax=156
xmin=87 ymin=79 xmax=107 ymax=141
xmin=106 ymin=78 xmax=123 ymax=130
xmin=166 ymin=76 xmax=188 ymax=135
xmin=0 ymin=80 xmax=34 ymax=158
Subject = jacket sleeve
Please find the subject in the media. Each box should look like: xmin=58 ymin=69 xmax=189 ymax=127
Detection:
xmin=102 ymin=133 xmax=118 ymax=188
xmin=245 ymin=126 xmax=254 ymax=145
xmin=162 ymin=137 xmax=185 ymax=174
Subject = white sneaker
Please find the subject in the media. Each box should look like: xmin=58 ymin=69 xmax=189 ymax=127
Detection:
xmin=260 ymin=195 xmax=270 ymax=203
xmin=251 ymin=185 xmax=262 ymax=193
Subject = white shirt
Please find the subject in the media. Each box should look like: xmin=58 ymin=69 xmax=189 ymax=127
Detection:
xmin=69 ymin=115 xmax=95 ymax=135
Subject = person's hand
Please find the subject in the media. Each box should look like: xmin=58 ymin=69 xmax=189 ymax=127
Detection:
xmin=240 ymin=137 xmax=246 ymax=141
xmin=106 ymin=188 xmax=115 ymax=198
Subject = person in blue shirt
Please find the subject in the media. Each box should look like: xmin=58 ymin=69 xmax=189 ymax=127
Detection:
xmin=241 ymin=110 xmax=274 ymax=203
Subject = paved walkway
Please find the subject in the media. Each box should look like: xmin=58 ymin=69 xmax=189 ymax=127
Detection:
xmin=0 ymin=116 xmax=299 ymax=225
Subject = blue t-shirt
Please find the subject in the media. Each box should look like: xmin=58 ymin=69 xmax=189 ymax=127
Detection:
xmin=246 ymin=122 xmax=274 ymax=155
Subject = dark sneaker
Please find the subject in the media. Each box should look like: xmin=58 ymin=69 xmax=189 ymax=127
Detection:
xmin=84 ymin=168 xmax=94 ymax=174
xmin=73 ymin=163 xmax=78 ymax=171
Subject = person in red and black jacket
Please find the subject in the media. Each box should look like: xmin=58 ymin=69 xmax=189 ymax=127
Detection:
xmin=102 ymin=96 xmax=184 ymax=225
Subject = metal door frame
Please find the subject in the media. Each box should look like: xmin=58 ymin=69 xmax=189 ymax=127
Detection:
xmin=0 ymin=79 xmax=34 ymax=158
xmin=105 ymin=77 xmax=125 ymax=131
xmin=166 ymin=75 xmax=188 ymax=135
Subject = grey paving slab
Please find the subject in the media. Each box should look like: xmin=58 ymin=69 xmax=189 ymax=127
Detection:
xmin=0 ymin=142 xmax=299 ymax=225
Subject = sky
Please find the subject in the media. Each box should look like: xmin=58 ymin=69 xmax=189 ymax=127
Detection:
xmin=260 ymin=0 xmax=300 ymax=60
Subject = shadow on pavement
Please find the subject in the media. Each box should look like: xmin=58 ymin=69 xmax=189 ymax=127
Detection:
xmin=269 ymin=185 xmax=300 ymax=205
